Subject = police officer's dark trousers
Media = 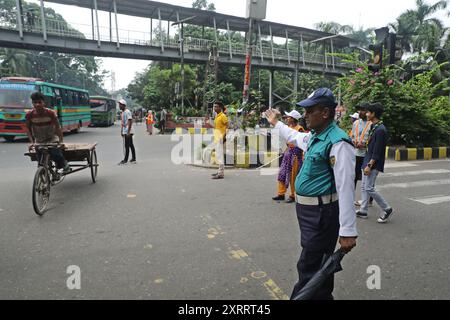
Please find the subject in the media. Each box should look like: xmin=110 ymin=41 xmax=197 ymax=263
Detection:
xmin=291 ymin=199 xmax=340 ymax=300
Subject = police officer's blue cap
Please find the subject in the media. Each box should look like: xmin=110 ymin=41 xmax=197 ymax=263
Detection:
xmin=296 ymin=88 xmax=337 ymax=109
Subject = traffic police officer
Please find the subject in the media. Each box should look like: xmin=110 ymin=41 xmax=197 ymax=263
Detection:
xmin=265 ymin=88 xmax=358 ymax=300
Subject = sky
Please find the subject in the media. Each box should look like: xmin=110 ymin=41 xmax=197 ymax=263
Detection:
xmin=28 ymin=0 xmax=450 ymax=91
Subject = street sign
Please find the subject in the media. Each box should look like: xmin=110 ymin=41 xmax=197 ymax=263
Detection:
xmin=246 ymin=0 xmax=267 ymax=20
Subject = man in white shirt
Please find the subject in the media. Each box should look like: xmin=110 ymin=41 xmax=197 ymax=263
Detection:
xmin=118 ymin=99 xmax=136 ymax=165
xmin=265 ymin=88 xmax=357 ymax=300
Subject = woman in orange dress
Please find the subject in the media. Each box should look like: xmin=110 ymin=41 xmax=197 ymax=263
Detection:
xmin=146 ymin=110 xmax=154 ymax=135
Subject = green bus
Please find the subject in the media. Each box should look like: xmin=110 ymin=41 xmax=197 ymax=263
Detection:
xmin=89 ymin=96 xmax=117 ymax=127
xmin=0 ymin=77 xmax=91 ymax=141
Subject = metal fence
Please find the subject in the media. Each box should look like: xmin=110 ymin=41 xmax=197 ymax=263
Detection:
xmin=0 ymin=13 xmax=349 ymax=68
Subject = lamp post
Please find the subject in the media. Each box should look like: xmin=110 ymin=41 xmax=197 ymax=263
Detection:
xmin=243 ymin=0 xmax=267 ymax=107
xmin=172 ymin=15 xmax=196 ymax=115
xmin=24 ymin=51 xmax=70 ymax=82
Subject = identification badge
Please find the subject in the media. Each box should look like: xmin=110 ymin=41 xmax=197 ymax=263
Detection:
xmin=329 ymin=156 xmax=336 ymax=167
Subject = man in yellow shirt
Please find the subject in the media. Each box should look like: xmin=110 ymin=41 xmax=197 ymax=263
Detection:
xmin=212 ymin=101 xmax=228 ymax=180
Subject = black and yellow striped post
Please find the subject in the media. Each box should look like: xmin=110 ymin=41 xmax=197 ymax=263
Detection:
xmin=386 ymin=146 xmax=449 ymax=161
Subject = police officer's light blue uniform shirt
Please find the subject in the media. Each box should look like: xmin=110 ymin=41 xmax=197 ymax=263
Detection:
xmin=274 ymin=98 xmax=357 ymax=237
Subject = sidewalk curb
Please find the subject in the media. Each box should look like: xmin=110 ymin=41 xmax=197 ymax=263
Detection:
xmin=386 ymin=147 xmax=450 ymax=161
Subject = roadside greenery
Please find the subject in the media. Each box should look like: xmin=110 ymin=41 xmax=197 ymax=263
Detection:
xmin=337 ymin=52 xmax=450 ymax=146
xmin=2 ymin=0 xmax=448 ymax=146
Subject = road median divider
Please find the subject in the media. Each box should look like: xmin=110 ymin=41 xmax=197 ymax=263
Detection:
xmin=386 ymin=146 xmax=450 ymax=161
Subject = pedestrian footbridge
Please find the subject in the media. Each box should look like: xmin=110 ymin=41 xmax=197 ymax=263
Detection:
xmin=0 ymin=0 xmax=358 ymax=75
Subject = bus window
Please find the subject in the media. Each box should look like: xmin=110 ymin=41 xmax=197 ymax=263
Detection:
xmin=73 ymin=92 xmax=79 ymax=106
xmin=0 ymin=83 xmax=36 ymax=109
xmin=43 ymin=95 xmax=53 ymax=108
xmin=61 ymin=89 xmax=68 ymax=105
xmin=90 ymin=99 xmax=107 ymax=111
xmin=107 ymin=100 xmax=113 ymax=111
xmin=68 ymin=90 xmax=74 ymax=106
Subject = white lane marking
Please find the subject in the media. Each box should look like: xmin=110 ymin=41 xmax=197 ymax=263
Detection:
xmin=382 ymin=169 xmax=450 ymax=177
xmin=378 ymin=179 xmax=450 ymax=190
xmin=260 ymin=168 xmax=279 ymax=176
xmin=409 ymin=195 xmax=450 ymax=205
xmin=410 ymin=159 xmax=450 ymax=165
xmin=384 ymin=162 xmax=418 ymax=168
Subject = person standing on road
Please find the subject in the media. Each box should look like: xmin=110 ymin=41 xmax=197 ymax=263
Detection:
xmin=356 ymin=103 xmax=393 ymax=223
xmin=265 ymin=88 xmax=357 ymax=300
xmin=118 ymin=99 xmax=136 ymax=165
xmin=159 ymin=108 xmax=167 ymax=134
xmin=211 ymin=101 xmax=228 ymax=180
xmin=351 ymin=104 xmax=373 ymax=207
xmin=272 ymin=110 xmax=305 ymax=204
xmin=146 ymin=110 xmax=154 ymax=135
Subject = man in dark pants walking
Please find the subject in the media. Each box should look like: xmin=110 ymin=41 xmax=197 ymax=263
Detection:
xmin=356 ymin=103 xmax=393 ymax=223
xmin=118 ymin=99 xmax=137 ymax=165
xmin=266 ymin=88 xmax=358 ymax=300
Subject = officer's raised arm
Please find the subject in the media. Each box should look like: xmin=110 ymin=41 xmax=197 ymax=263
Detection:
xmin=265 ymin=109 xmax=310 ymax=151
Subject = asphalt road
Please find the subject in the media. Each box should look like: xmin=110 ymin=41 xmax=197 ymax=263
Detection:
xmin=0 ymin=123 xmax=449 ymax=300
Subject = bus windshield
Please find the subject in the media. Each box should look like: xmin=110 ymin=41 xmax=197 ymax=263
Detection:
xmin=90 ymin=99 xmax=107 ymax=111
xmin=0 ymin=83 xmax=36 ymax=109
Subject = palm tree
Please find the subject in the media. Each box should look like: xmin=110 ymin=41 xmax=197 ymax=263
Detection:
xmin=397 ymin=0 xmax=448 ymax=52
xmin=440 ymin=10 xmax=450 ymax=48
xmin=314 ymin=21 xmax=353 ymax=34
xmin=347 ymin=27 xmax=375 ymax=46
xmin=390 ymin=11 xmax=419 ymax=53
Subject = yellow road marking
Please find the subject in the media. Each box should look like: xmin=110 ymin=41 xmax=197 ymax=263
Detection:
xmin=240 ymin=277 xmax=249 ymax=284
xmin=200 ymin=215 xmax=288 ymax=300
xmin=207 ymin=227 xmax=224 ymax=239
xmin=250 ymin=271 xmax=267 ymax=279
xmin=263 ymin=279 xmax=289 ymax=300
xmin=228 ymin=249 xmax=249 ymax=260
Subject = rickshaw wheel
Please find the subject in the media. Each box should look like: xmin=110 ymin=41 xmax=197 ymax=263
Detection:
xmin=90 ymin=150 xmax=98 ymax=183
xmin=32 ymin=167 xmax=50 ymax=216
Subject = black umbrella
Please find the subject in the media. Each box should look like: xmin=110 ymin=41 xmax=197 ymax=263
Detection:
xmin=292 ymin=249 xmax=347 ymax=300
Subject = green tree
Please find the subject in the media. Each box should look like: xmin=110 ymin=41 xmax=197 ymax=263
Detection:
xmin=0 ymin=0 xmax=108 ymax=94
xmin=0 ymin=48 xmax=32 ymax=76
xmin=336 ymin=53 xmax=450 ymax=146
xmin=314 ymin=21 xmax=353 ymax=34
xmin=192 ymin=0 xmax=216 ymax=11
xmin=392 ymin=0 xmax=448 ymax=53
xmin=137 ymin=63 xmax=197 ymax=110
